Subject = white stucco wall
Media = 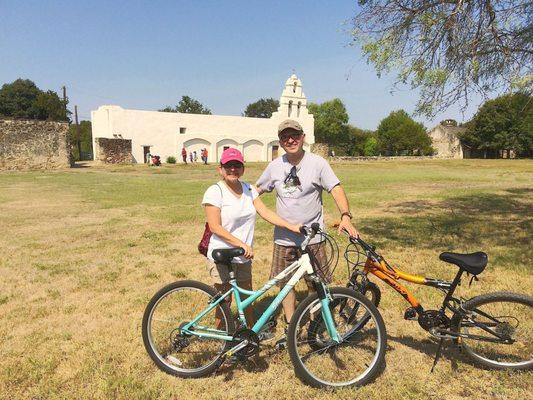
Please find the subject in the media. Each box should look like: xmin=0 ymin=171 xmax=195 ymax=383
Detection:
xmin=91 ymin=75 xmax=315 ymax=163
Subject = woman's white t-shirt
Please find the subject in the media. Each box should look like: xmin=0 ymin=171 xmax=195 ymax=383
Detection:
xmin=202 ymin=181 xmax=259 ymax=263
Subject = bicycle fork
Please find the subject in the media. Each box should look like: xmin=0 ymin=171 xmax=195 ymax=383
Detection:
xmin=313 ymin=280 xmax=341 ymax=343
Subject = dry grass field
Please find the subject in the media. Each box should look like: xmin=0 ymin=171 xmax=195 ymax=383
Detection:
xmin=0 ymin=159 xmax=532 ymax=400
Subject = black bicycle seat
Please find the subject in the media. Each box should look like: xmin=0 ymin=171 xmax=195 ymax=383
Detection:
xmin=212 ymin=248 xmax=245 ymax=264
xmin=439 ymin=251 xmax=488 ymax=275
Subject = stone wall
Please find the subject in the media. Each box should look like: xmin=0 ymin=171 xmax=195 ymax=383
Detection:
xmin=330 ymin=155 xmax=440 ymax=162
xmin=94 ymin=137 xmax=133 ymax=164
xmin=311 ymin=142 xmax=329 ymax=158
xmin=0 ymin=119 xmax=71 ymax=170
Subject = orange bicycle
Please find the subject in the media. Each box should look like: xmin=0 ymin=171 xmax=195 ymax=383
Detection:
xmin=341 ymin=235 xmax=532 ymax=371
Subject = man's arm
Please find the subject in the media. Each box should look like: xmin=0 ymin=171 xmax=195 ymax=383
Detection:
xmin=330 ymin=184 xmax=359 ymax=237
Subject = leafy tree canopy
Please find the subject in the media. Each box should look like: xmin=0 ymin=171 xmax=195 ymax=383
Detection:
xmin=350 ymin=1 xmax=533 ymax=117
xmin=344 ymin=125 xmax=374 ymax=156
xmin=460 ymin=93 xmax=532 ymax=156
xmin=308 ymin=99 xmax=350 ymax=145
xmin=243 ymin=98 xmax=279 ymax=118
xmin=0 ymin=79 xmax=69 ymax=121
xmin=68 ymin=120 xmax=93 ymax=161
xmin=160 ymin=96 xmax=211 ymax=114
xmin=375 ymin=110 xmax=433 ymax=155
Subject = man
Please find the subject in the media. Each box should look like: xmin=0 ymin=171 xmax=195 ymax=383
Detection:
xmin=256 ymin=119 xmax=358 ymax=347
xmin=181 ymin=147 xmax=187 ymax=164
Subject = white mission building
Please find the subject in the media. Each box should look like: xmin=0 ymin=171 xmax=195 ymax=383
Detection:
xmin=91 ymin=75 xmax=315 ymax=163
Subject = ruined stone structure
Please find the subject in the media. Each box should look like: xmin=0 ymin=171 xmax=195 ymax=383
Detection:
xmin=94 ymin=138 xmax=133 ymax=164
xmin=428 ymin=120 xmax=467 ymax=158
xmin=311 ymin=143 xmax=329 ymax=158
xmin=0 ymin=119 xmax=71 ymax=170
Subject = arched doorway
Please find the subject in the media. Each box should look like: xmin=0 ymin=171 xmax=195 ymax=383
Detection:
xmin=243 ymin=140 xmax=264 ymax=162
xmin=216 ymin=139 xmax=239 ymax=161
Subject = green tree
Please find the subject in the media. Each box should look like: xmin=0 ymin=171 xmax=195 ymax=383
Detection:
xmin=460 ymin=93 xmax=532 ymax=158
xmin=363 ymin=136 xmax=379 ymax=156
xmin=33 ymin=90 xmax=68 ymax=121
xmin=308 ymin=99 xmax=349 ymax=145
xmin=159 ymin=95 xmax=212 ymax=114
xmin=68 ymin=121 xmax=93 ymax=161
xmin=243 ymin=98 xmax=279 ymax=118
xmin=375 ymin=110 xmax=433 ymax=155
xmin=350 ymin=1 xmax=532 ymax=117
xmin=346 ymin=125 xmax=374 ymax=156
xmin=0 ymin=79 xmax=68 ymax=121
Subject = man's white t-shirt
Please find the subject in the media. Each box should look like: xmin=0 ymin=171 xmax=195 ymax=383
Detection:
xmin=202 ymin=181 xmax=259 ymax=263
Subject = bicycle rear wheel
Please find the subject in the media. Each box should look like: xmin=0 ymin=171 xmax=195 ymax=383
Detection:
xmin=142 ymin=280 xmax=235 ymax=378
xmin=287 ymin=287 xmax=386 ymax=388
xmin=452 ymin=291 xmax=533 ymax=370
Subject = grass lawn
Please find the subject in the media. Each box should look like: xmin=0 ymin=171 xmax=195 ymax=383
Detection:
xmin=0 ymin=159 xmax=531 ymax=400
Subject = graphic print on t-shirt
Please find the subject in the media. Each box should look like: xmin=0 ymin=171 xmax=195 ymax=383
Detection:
xmin=280 ymin=166 xmax=302 ymax=198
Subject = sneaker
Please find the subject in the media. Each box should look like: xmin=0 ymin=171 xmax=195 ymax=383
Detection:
xmin=274 ymin=327 xmax=288 ymax=351
xmin=258 ymin=330 xmax=276 ymax=342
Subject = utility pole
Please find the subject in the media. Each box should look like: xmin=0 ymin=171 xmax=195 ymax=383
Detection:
xmin=74 ymin=105 xmax=82 ymax=161
xmin=62 ymin=86 xmax=67 ymax=120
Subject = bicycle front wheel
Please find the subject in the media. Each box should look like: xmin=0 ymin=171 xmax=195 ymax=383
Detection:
xmin=142 ymin=280 xmax=235 ymax=378
xmin=288 ymin=287 xmax=386 ymax=388
xmin=453 ymin=291 xmax=533 ymax=370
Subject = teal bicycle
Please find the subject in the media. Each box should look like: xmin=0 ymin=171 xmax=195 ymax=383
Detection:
xmin=142 ymin=224 xmax=386 ymax=388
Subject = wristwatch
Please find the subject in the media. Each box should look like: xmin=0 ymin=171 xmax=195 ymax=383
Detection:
xmin=341 ymin=212 xmax=353 ymax=220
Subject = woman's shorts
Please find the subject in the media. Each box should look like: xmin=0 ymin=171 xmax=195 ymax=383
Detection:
xmin=206 ymin=260 xmax=252 ymax=285
xmin=270 ymin=242 xmax=329 ymax=287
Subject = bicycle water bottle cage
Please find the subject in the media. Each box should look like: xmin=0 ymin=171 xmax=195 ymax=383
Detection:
xmin=212 ymin=248 xmax=245 ymax=264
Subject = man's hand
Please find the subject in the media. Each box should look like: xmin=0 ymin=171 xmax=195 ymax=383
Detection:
xmin=337 ymin=217 xmax=359 ymax=238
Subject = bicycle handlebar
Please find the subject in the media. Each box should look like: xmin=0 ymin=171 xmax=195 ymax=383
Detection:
xmin=299 ymin=223 xmax=321 ymax=250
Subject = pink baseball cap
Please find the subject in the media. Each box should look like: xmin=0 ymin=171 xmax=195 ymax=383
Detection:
xmin=220 ymin=148 xmax=244 ymax=165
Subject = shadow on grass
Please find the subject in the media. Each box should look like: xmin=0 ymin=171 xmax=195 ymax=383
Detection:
xmin=387 ymin=334 xmax=483 ymax=372
xmin=71 ymin=162 xmax=91 ymax=168
xmin=360 ymin=190 xmax=532 ymax=256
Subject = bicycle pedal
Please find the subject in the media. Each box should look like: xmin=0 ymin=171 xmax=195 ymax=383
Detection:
xmin=404 ymin=307 xmax=417 ymax=320
xmin=213 ymin=355 xmax=226 ymax=372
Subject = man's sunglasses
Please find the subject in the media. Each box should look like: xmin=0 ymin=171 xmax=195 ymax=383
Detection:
xmin=283 ymin=165 xmax=301 ymax=186
xmin=279 ymin=132 xmax=303 ymax=142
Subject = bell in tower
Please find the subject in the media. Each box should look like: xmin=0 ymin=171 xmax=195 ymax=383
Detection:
xmin=272 ymin=74 xmax=310 ymax=120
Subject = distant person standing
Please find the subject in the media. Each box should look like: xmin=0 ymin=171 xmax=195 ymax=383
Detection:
xmin=181 ymin=147 xmax=187 ymax=164
xmin=146 ymin=151 xmax=151 ymax=165
xmin=193 ymin=151 xmax=198 ymax=163
xmin=189 ymin=152 xmax=193 ymax=163
xmin=204 ymin=148 xmax=209 ymax=164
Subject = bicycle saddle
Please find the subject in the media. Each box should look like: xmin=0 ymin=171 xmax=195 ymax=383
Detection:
xmin=212 ymin=248 xmax=245 ymax=264
xmin=439 ymin=251 xmax=488 ymax=275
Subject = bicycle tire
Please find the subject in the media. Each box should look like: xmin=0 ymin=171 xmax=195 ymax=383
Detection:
xmin=287 ymin=287 xmax=386 ymax=388
xmin=451 ymin=291 xmax=533 ymax=370
xmin=142 ymin=280 xmax=235 ymax=378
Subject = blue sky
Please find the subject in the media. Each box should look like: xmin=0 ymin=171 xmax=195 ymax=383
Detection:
xmin=1 ymin=0 xmax=480 ymax=129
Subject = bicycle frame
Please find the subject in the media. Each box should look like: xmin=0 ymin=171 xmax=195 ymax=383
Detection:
xmin=181 ymin=252 xmax=341 ymax=343
xmin=361 ymin=256 xmax=452 ymax=314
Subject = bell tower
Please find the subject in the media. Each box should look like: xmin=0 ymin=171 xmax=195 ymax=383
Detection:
xmin=272 ymin=74 xmax=310 ymax=120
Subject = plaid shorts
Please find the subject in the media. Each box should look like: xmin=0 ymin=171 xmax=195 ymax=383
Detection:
xmin=270 ymin=242 xmax=330 ymax=287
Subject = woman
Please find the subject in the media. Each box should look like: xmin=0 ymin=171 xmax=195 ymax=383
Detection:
xmin=202 ymin=148 xmax=300 ymax=327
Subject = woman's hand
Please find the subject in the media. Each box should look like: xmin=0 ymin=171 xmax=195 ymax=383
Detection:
xmin=287 ymin=223 xmax=303 ymax=234
xmin=240 ymin=243 xmax=254 ymax=259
